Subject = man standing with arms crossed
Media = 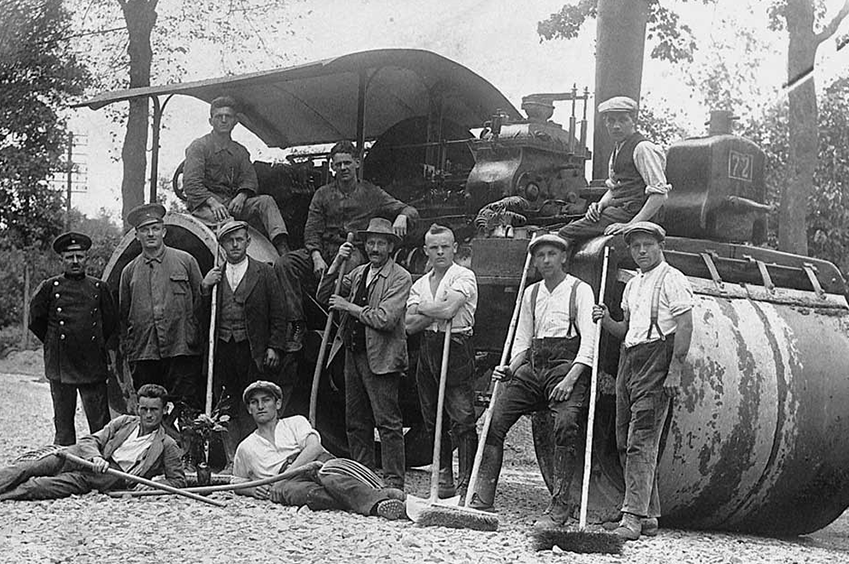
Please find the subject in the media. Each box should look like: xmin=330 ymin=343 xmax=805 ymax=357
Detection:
xmin=468 ymin=233 xmax=596 ymax=529
xmin=120 ymin=203 xmax=204 ymax=412
xmin=318 ymin=217 xmax=411 ymax=489
xmin=29 ymin=231 xmax=118 ymax=445
xmin=593 ymin=221 xmax=694 ymax=540
xmin=405 ymin=224 xmax=478 ymax=498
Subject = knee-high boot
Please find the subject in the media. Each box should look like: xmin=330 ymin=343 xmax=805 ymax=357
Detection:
xmin=534 ymin=446 xmax=578 ymax=528
xmin=456 ymin=432 xmax=477 ymax=495
xmin=467 ymin=443 xmax=503 ymax=511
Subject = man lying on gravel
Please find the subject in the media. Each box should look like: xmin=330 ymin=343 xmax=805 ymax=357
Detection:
xmin=0 ymin=384 xmax=186 ymax=501
xmin=232 ymin=380 xmax=407 ymax=520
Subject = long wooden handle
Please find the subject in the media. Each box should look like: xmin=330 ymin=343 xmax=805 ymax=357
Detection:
xmin=429 ymin=319 xmax=453 ymax=502
xmin=463 ymin=233 xmax=537 ymax=507
xmin=579 ymin=245 xmax=611 ymax=529
xmin=107 ymin=459 xmax=323 ymax=498
xmin=205 ymin=248 xmax=222 ymax=416
xmin=309 ymin=233 xmax=355 ymax=426
xmin=60 ymin=452 xmax=225 ymax=508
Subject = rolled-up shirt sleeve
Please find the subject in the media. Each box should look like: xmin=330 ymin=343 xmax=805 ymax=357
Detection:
xmin=633 ymin=142 xmax=671 ymax=195
xmin=510 ymin=287 xmax=534 ymax=361
xmin=573 ymin=281 xmax=597 ymax=368
xmin=663 ymin=270 xmax=695 ymax=317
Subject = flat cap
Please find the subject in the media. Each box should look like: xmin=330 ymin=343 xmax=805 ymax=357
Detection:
xmin=127 ymin=203 xmax=166 ymax=229
xmin=217 ymin=220 xmax=249 ymax=243
xmin=243 ymin=380 xmax=283 ymax=405
xmin=598 ymin=96 xmax=638 ymax=114
xmin=52 ymin=232 xmax=92 ymax=254
xmin=528 ymin=233 xmax=569 ymax=255
xmin=622 ymin=221 xmax=666 ymax=243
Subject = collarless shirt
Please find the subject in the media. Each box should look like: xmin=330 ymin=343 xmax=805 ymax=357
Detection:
xmin=622 ymin=261 xmax=694 ymax=348
xmin=111 ymin=426 xmax=155 ymax=472
xmin=512 ymin=275 xmax=596 ymax=368
xmin=407 ymin=262 xmax=477 ymax=334
xmin=232 ymin=416 xmax=321 ymax=480
xmin=225 ymin=257 xmax=249 ymax=291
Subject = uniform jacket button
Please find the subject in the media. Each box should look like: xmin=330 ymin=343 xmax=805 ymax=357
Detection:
xmin=54 ymin=293 xmax=60 ymax=298
xmin=59 ymin=321 xmax=65 ymax=326
xmin=57 ymin=307 xmax=62 ymax=312
xmin=60 ymin=334 xmax=66 ymax=340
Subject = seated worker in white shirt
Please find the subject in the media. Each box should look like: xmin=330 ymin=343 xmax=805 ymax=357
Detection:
xmin=405 ymin=224 xmax=478 ymax=498
xmin=467 ymin=234 xmax=596 ymax=529
xmin=232 ymin=381 xmax=407 ymax=520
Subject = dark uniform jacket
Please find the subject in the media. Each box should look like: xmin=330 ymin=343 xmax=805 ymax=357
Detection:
xmin=70 ymin=414 xmax=186 ymax=487
xmin=204 ymin=257 xmax=287 ymax=370
xmin=29 ymin=274 xmax=118 ymax=384
xmin=119 ymin=246 xmax=203 ymax=362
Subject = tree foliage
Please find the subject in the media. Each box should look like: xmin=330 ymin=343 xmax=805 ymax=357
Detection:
xmin=0 ymin=0 xmax=90 ymax=249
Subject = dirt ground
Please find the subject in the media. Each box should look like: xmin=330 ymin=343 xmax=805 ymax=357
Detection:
xmin=1 ymin=353 xmax=848 ymax=563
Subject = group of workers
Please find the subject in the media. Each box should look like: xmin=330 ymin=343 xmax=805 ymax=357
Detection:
xmin=2 ymin=94 xmax=694 ymax=541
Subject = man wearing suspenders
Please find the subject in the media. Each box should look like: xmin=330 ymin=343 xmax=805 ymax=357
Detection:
xmin=468 ymin=233 xmax=596 ymax=528
xmin=593 ymin=221 xmax=694 ymax=540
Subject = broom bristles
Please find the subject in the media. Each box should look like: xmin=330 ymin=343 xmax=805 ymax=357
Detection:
xmin=532 ymin=528 xmax=625 ymax=554
xmin=415 ymin=504 xmax=499 ymax=532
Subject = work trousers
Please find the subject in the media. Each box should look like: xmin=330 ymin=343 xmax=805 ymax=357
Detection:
xmin=49 ymin=380 xmax=110 ymax=446
xmin=487 ymin=338 xmax=589 ymax=455
xmin=193 ymin=194 xmax=288 ymax=245
xmin=0 ymin=454 xmax=123 ymax=501
xmin=344 ymin=349 xmax=405 ymax=488
xmin=616 ymin=337 xmax=674 ymax=519
xmin=271 ymin=458 xmax=397 ymax=516
xmin=130 ymin=355 xmax=203 ymax=409
xmin=557 ymin=204 xmax=637 ymax=242
xmin=415 ymin=331 xmax=477 ymax=469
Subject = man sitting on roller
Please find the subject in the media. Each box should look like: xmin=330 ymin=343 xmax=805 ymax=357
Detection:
xmin=232 ymin=380 xmax=407 ymax=520
xmin=0 ymin=384 xmax=186 ymax=501
xmin=468 ymin=233 xmax=596 ymax=528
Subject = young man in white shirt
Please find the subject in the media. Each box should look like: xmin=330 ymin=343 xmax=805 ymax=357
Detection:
xmin=468 ymin=233 xmax=596 ymax=529
xmin=232 ymin=381 xmax=407 ymax=520
xmin=593 ymin=221 xmax=694 ymax=541
xmin=406 ymin=224 xmax=478 ymax=498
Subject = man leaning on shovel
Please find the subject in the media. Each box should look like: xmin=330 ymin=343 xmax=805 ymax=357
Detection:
xmin=468 ymin=233 xmax=597 ymax=528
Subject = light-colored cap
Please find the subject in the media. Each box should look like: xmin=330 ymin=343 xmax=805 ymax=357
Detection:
xmin=217 ymin=220 xmax=249 ymax=242
xmin=622 ymin=221 xmax=666 ymax=243
xmin=598 ymin=96 xmax=638 ymax=115
xmin=242 ymin=380 xmax=283 ymax=405
xmin=528 ymin=233 xmax=569 ymax=254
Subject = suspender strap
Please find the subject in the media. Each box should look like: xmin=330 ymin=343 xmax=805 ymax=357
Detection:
xmin=530 ymin=283 xmax=540 ymax=331
xmin=647 ymin=264 xmax=671 ymax=340
xmin=530 ymin=279 xmax=580 ymax=338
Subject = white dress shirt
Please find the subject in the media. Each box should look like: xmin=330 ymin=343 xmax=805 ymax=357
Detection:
xmin=232 ymin=416 xmax=321 ymax=480
xmin=606 ymin=140 xmax=671 ymax=195
xmin=622 ymin=262 xmax=694 ymax=348
xmin=407 ymin=263 xmax=477 ymax=334
xmin=225 ymin=257 xmax=249 ymax=291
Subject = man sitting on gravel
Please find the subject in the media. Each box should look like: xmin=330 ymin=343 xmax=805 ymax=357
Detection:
xmin=232 ymin=381 xmax=407 ymax=520
xmin=0 ymin=384 xmax=186 ymax=501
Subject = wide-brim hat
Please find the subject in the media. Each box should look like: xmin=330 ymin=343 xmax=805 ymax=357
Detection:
xmin=127 ymin=203 xmax=166 ymax=229
xmin=217 ymin=220 xmax=249 ymax=243
xmin=598 ymin=96 xmax=638 ymax=115
xmin=52 ymin=231 xmax=92 ymax=254
xmin=357 ymin=217 xmax=401 ymax=244
xmin=528 ymin=233 xmax=569 ymax=255
xmin=242 ymin=380 xmax=283 ymax=405
xmin=622 ymin=221 xmax=666 ymax=243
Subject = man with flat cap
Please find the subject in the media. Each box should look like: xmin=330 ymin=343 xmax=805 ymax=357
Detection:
xmin=593 ymin=221 xmax=694 ymax=541
xmin=29 ymin=232 xmax=119 ymax=445
xmin=559 ymin=96 xmax=670 ymax=243
xmin=201 ymin=220 xmax=287 ymax=464
xmin=119 ymin=203 xmax=204 ymax=412
xmin=317 ymin=217 xmax=412 ymax=489
xmin=468 ymin=232 xmax=596 ymax=529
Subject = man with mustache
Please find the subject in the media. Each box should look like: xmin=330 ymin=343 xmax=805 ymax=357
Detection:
xmin=29 ymin=231 xmax=118 ymax=445
xmin=317 ymin=217 xmax=412 ymax=489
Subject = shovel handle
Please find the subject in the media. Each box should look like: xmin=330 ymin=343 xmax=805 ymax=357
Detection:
xmin=429 ymin=319 xmax=453 ymax=502
xmin=61 ymin=452 xmax=225 ymax=508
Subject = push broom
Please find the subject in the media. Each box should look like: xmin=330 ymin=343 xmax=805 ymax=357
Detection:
xmin=532 ymin=245 xmax=624 ymax=554
xmin=406 ymin=319 xmax=498 ymax=531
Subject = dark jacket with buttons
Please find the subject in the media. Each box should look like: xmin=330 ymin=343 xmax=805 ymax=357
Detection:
xmin=29 ymin=273 xmax=118 ymax=384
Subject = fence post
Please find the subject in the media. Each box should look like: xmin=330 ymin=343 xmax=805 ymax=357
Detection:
xmin=22 ymin=261 xmax=31 ymax=349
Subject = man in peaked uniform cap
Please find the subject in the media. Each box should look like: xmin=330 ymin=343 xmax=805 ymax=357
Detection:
xmin=29 ymin=231 xmax=119 ymax=445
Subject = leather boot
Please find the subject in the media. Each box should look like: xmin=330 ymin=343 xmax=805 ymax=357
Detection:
xmin=455 ymin=432 xmax=477 ymax=496
xmin=438 ymin=466 xmax=456 ymax=498
xmin=467 ymin=443 xmax=503 ymax=511
xmin=533 ymin=446 xmax=577 ymax=529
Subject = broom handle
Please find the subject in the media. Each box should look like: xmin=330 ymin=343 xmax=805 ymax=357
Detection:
xmin=579 ymin=245 xmax=611 ymax=529
xmin=205 ymin=248 xmax=221 ymax=416
xmin=60 ymin=452 xmax=225 ymax=508
xmin=309 ymin=233 xmax=355 ymax=426
xmin=464 ymin=234 xmax=536 ymax=507
xmin=429 ymin=319 xmax=454 ymax=502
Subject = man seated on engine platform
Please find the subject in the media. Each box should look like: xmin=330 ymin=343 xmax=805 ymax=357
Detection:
xmin=468 ymin=233 xmax=596 ymax=529
xmin=558 ymin=96 xmax=669 ymax=243
xmin=232 ymin=380 xmax=407 ymax=520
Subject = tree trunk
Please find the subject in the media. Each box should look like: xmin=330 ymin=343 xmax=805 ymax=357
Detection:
xmin=780 ymin=0 xmax=819 ymax=255
xmin=118 ymin=0 xmax=157 ymax=230
xmin=592 ymin=0 xmax=649 ymax=181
